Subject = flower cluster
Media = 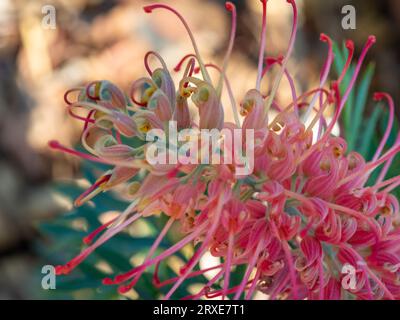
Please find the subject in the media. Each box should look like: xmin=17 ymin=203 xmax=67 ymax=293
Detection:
xmin=50 ymin=1 xmax=400 ymax=300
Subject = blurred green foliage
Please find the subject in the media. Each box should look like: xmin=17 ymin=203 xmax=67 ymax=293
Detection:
xmin=333 ymin=42 xmax=400 ymax=199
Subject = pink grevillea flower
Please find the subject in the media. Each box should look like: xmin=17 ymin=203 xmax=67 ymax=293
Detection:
xmin=50 ymin=0 xmax=400 ymax=300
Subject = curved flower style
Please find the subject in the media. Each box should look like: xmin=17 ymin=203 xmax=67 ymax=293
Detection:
xmin=50 ymin=1 xmax=400 ymax=300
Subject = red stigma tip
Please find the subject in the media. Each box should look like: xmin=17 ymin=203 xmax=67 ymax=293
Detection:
xmin=368 ymin=35 xmax=376 ymax=45
xmin=48 ymin=140 xmax=60 ymax=148
xmin=319 ymin=33 xmax=328 ymax=42
xmin=83 ymin=237 xmax=91 ymax=245
xmin=345 ymin=40 xmax=354 ymax=50
xmin=225 ymin=2 xmax=235 ymax=11
xmin=167 ymin=168 xmax=179 ymax=178
xmin=112 ymin=267 xmax=141 ymax=283
xmin=265 ymin=57 xmax=275 ymax=65
xmin=373 ymin=92 xmax=384 ymax=101
xmin=102 ymin=278 xmax=114 ymax=285
xmin=277 ymin=55 xmax=284 ymax=64
xmin=143 ymin=6 xmax=153 ymax=13
xmin=194 ymin=66 xmax=201 ymax=74
xmin=55 ymin=265 xmax=66 ymax=275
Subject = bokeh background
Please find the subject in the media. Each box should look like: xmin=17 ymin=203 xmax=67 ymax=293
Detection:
xmin=0 ymin=0 xmax=399 ymax=299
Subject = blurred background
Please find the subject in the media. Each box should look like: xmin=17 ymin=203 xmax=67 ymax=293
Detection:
xmin=0 ymin=0 xmax=399 ymax=299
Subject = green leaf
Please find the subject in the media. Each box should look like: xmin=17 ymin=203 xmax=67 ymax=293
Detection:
xmin=351 ymin=63 xmax=375 ymax=150
xmin=359 ymin=106 xmax=383 ymax=157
